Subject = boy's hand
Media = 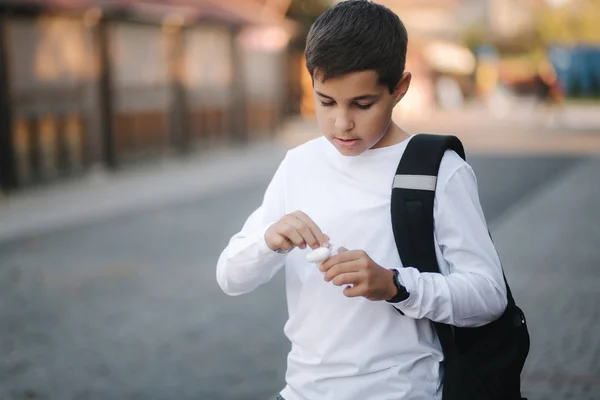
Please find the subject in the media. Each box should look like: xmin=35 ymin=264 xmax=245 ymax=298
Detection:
xmin=320 ymin=248 xmax=397 ymax=301
xmin=265 ymin=211 xmax=329 ymax=253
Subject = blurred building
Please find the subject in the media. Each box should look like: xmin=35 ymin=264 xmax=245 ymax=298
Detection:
xmin=487 ymin=0 xmax=582 ymax=40
xmin=375 ymin=0 xmax=478 ymax=116
xmin=487 ymin=0 xmax=537 ymax=39
xmin=0 ymin=0 xmax=297 ymax=191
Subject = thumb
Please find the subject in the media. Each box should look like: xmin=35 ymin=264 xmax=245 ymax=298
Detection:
xmin=337 ymin=246 xmax=349 ymax=253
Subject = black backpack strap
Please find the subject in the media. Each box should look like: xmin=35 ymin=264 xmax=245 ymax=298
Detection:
xmin=391 ymin=134 xmax=465 ymax=274
xmin=391 ymin=133 xmax=465 ymax=399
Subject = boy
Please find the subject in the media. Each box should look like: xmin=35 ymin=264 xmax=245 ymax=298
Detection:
xmin=216 ymin=1 xmax=507 ymax=399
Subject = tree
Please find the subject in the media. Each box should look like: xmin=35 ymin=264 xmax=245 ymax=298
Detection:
xmin=534 ymin=0 xmax=600 ymax=46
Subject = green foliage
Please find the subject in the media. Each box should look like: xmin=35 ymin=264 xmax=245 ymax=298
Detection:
xmin=461 ymin=24 xmax=489 ymax=53
xmin=534 ymin=0 xmax=600 ymax=45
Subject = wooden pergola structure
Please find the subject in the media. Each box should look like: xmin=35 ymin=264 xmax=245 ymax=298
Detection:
xmin=0 ymin=0 xmax=298 ymax=192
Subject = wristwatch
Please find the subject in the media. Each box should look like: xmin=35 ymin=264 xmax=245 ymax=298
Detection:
xmin=386 ymin=269 xmax=410 ymax=303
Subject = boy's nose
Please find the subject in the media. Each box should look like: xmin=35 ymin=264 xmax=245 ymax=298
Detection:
xmin=334 ymin=116 xmax=355 ymax=132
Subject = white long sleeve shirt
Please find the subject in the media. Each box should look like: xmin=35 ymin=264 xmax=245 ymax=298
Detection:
xmin=216 ymin=135 xmax=507 ymax=400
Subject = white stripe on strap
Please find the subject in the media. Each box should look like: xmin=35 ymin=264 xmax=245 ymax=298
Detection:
xmin=393 ymin=174 xmax=437 ymax=191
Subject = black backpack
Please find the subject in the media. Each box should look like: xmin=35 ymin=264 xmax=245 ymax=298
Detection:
xmin=390 ymin=134 xmax=530 ymax=400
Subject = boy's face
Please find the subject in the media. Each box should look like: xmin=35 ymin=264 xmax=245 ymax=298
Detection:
xmin=313 ymin=70 xmax=410 ymax=156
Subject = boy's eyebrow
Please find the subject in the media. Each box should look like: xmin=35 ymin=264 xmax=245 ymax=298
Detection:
xmin=315 ymin=91 xmax=379 ymax=101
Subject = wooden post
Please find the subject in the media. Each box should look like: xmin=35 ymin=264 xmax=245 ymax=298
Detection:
xmin=97 ymin=18 xmax=116 ymax=168
xmin=168 ymin=25 xmax=190 ymax=153
xmin=0 ymin=14 xmax=17 ymax=191
xmin=56 ymin=113 xmax=69 ymax=175
xmin=27 ymin=114 xmax=41 ymax=182
xmin=230 ymin=25 xmax=247 ymax=145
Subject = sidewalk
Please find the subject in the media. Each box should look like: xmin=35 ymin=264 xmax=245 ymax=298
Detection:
xmin=0 ymin=141 xmax=288 ymax=243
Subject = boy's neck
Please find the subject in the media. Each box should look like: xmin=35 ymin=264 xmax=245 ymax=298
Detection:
xmin=371 ymin=122 xmax=410 ymax=150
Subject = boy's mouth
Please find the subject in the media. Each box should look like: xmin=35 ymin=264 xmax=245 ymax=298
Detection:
xmin=334 ymin=137 xmax=361 ymax=148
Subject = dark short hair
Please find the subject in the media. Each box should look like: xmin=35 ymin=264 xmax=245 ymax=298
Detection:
xmin=305 ymin=0 xmax=408 ymax=93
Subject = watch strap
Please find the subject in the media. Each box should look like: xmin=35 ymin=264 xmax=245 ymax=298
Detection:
xmin=386 ymin=269 xmax=410 ymax=303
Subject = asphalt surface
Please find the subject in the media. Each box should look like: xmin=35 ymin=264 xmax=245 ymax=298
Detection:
xmin=0 ymin=154 xmax=591 ymax=400
xmin=490 ymin=158 xmax=600 ymax=400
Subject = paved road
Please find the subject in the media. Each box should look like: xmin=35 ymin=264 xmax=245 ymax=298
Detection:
xmin=0 ymin=154 xmax=590 ymax=400
xmin=491 ymin=158 xmax=600 ymax=400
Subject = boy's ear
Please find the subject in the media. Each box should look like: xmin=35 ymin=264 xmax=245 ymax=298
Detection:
xmin=392 ymin=72 xmax=411 ymax=106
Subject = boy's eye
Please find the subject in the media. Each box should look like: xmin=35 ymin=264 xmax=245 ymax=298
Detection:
xmin=320 ymin=101 xmax=335 ymax=107
xmin=356 ymin=103 xmax=373 ymax=110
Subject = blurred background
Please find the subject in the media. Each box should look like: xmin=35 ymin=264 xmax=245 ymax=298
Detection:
xmin=0 ymin=0 xmax=599 ymax=399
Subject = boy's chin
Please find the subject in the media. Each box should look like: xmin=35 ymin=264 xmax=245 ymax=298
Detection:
xmin=334 ymin=145 xmax=365 ymax=157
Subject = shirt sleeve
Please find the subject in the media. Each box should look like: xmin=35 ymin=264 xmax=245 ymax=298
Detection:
xmin=392 ymin=162 xmax=508 ymax=327
xmin=216 ymin=154 xmax=289 ymax=296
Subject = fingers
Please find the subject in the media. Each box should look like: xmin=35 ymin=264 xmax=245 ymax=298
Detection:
xmin=266 ymin=229 xmax=295 ymax=252
xmin=282 ymin=216 xmax=317 ymax=249
xmin=320 ymin=250 xmax=358 ymax=273
xmin=313 ymin=248 xmax=388 ymax=301
xmin=322 ymin=259 xmax=359 ymax=282
xmin=277 ymin=220 xmax=306 ymax=249
xmin=291 ymin=211 xmax=330 ymax=248
xmin=343 ymin=285 xmax=363 ymax=298
xmin=268 ymin=211 xmax=329 ymax=251
xmin=324 ymin=265 xmax=366 ymax=299
xmin=331 ymin=271 xmax=363 ymax=287
xmin=328 ymin=272 xmax=373 ymax=299
xmin=276 ymin=211 xmax=328 ymax=249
